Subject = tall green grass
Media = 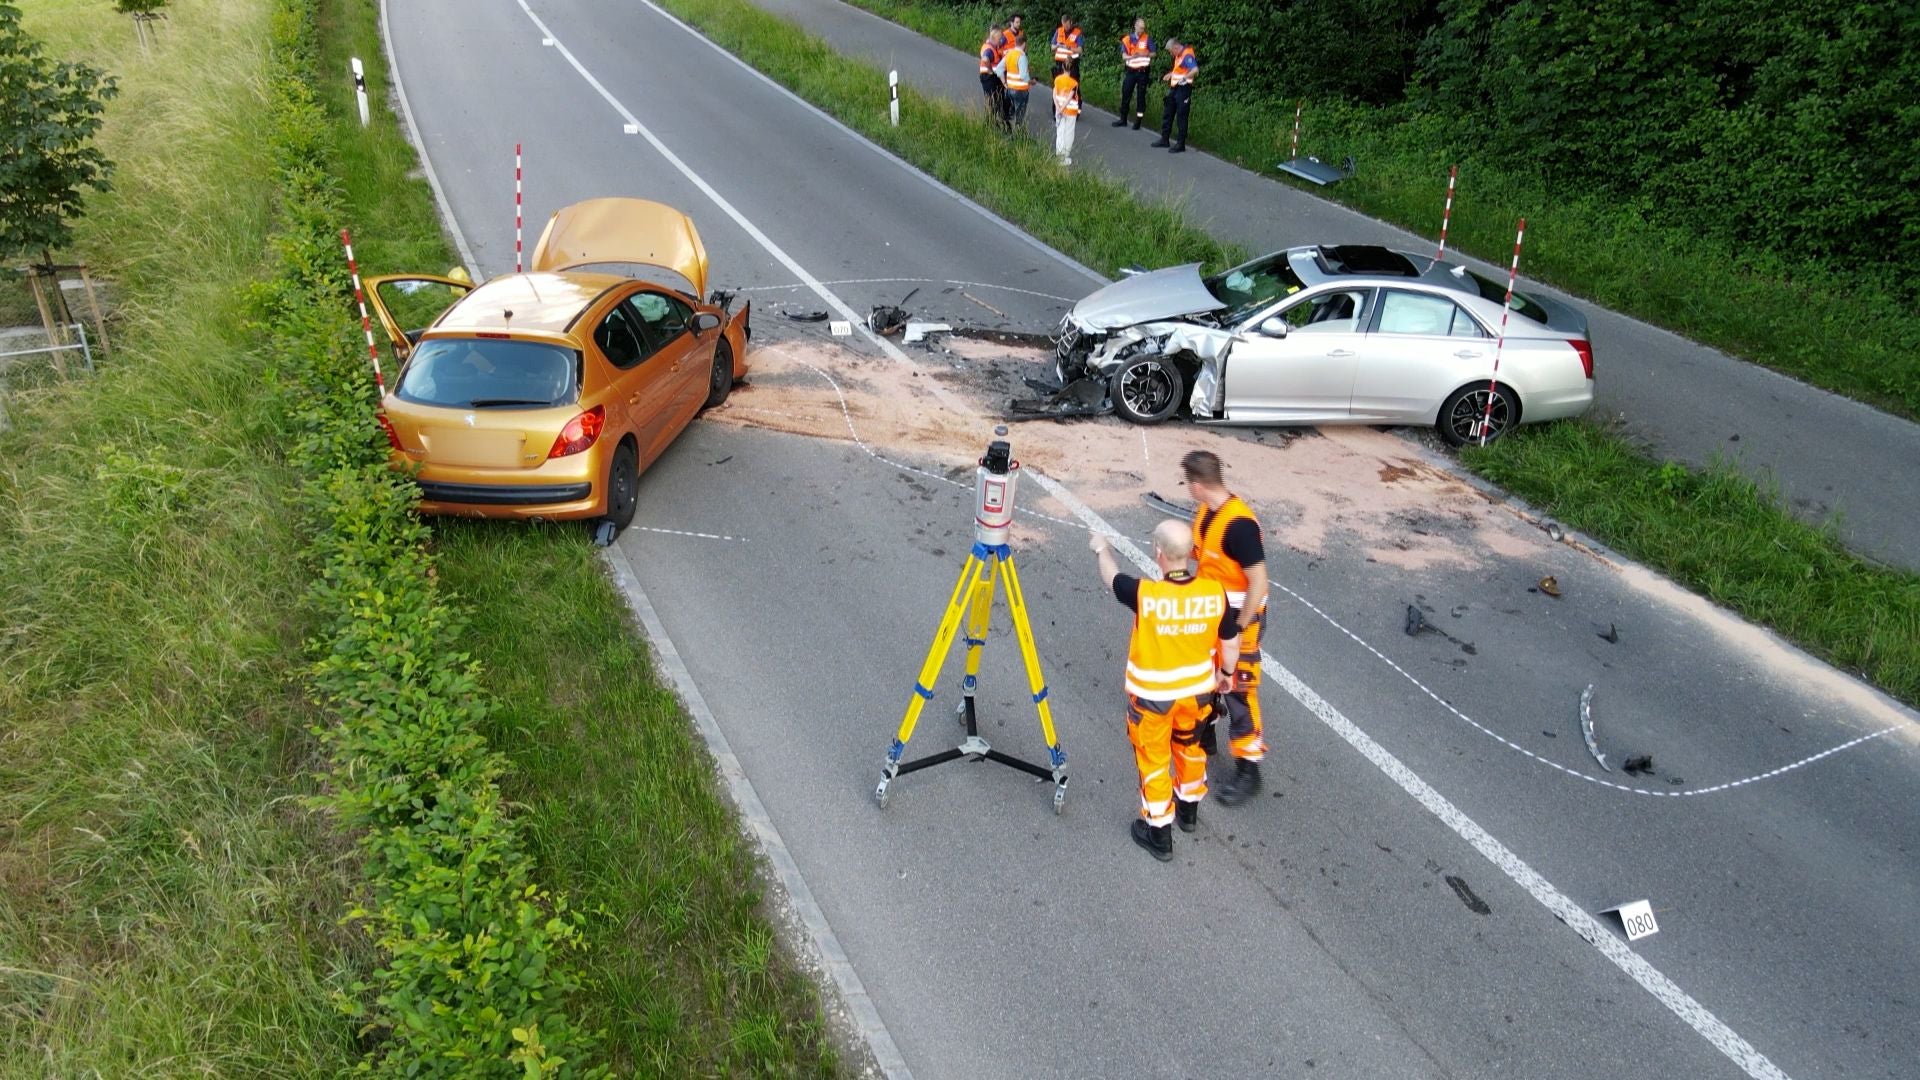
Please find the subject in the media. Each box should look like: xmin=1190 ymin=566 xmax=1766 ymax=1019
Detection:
xmin=0 ymin=1 xmax=362 ymax=1073
xmin=845 ymin=0 xmax=1920 ymax=421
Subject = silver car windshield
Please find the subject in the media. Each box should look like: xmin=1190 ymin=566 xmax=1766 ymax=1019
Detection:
xmin=1204 ymin=253 xmax=1306 ymax=325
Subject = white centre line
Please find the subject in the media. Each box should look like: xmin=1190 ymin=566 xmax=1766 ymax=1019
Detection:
xmin=497 ymin=6 xmax=1791 ymax=1079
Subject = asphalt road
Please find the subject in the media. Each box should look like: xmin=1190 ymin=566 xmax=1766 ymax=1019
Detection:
xmin=386 ymin=3 xmax=1920 ymax=1077
xmin=746 ymin=0 xmax=1920 ymax=575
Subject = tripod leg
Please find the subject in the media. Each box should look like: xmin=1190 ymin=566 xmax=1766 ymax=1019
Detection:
xmin=999 ymin=554 xmax=1070 ymax=813
xmin=955 ymin=553 xmax=998 ymax=729
xmin=878 ymin=554 xmax=984 ymax=807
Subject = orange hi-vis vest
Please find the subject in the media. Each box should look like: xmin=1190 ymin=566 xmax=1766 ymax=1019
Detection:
xmin=979 ymin=37 xmax=1002 ymax=74
xmin=1003 ymin=45 xmax=1030 ymax=90
xmin=1127 ymin=573 xmax=1228 ymax=699
xmin=1169 ymin=45 xmax=1198 ymax=86
xmin=1052 ymin=26 xmax=1083 ymax=62
xmin=1122 ymin=32 xmax=1153 ymax=70
xmin=1053 ymin=74 xmax=1080 ymax=116
xmin=1193 ymin=494 xmax=1262 ymax=612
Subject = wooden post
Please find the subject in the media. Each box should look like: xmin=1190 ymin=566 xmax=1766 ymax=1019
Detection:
xmin=25 ymin=270 xmax=67 ymax=379
xmin=78 ymin=266 xmax=111 ymax=357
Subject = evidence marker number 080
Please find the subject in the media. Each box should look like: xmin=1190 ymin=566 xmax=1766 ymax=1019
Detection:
xmin=1603 ymin=899 xmax=1661 ymax=942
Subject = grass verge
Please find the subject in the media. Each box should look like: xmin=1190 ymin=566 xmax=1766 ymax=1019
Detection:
xmin=653 ymin=0 xmax=1920 ymax=707
xmin=318 ymin=0 xmax=838 ymax=1072
xmin=0 ymin=1 xmax=362 ymax=1073
xmin=842 ymin=0 xmax=1920 ymax=422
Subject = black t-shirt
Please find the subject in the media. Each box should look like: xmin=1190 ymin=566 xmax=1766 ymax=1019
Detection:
xmin=1113 ymin=572 xmax=1239 ymax=638
xmin=1197 ymin=505 xmax=1265 ymax=569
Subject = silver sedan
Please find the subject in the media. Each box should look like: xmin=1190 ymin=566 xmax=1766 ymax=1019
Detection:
xmin=1044 ymin=244 xmax=1594 ymax=445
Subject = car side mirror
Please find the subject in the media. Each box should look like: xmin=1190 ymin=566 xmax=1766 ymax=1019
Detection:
xmin=692 ymin=312 xmax=722 ymax=334
xmin=1257 ymin=316 xmax=1289 ymax=338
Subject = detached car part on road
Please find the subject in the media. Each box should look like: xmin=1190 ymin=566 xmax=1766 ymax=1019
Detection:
xmin=1034 ymin=244 xmax=1593 ymax=445
xmin=364 ymin=198 xmax=750 ymax=531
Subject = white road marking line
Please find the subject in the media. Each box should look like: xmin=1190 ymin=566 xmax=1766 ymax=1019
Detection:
xmin=1271 ymin=580 xmax=1900 ymax=797
xmin=627 ymin=0 xmax=1107 ymax=287
xmin=599 ymin=546 xmax=909 ymax=1080
xmin=630 ymin=525 xmax=750 ymax=543
xmin=1027 ymin=470 xmax=1792 ymax=1080
xmin=515 ymin=0 xmax=930 ymax=384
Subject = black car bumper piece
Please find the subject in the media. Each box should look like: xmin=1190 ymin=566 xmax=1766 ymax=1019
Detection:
xmin=416 ymin=481 xmax=592 ymax=506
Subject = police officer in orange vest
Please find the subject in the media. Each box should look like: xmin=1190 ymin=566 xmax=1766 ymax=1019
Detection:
xmin=1049 ymin=14 xmax=1084 ymax=82
xmin=1181 ymin=450 xmax=1269 ymax=803
xmin=978 ymin=23 xmax=1009 ymax=132
xmin=1113 ymin=17 xmax=1155 ymax=130
xmin=1093 ymin=520 xmax=1241 ymax=861
xmin=1150 ymin=36 xmax=1199 ymax=153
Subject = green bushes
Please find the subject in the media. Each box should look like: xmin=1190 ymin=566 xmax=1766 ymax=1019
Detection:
xmin=259 ymin=0 xmax=599 ymax=1073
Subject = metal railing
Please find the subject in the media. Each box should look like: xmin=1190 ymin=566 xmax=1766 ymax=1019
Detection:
xmin=0 ymin=322 xmax=93 ymax=429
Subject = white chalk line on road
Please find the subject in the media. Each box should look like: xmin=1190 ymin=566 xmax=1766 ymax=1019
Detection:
xmin=629 ymin=525 xmax=751 ymax=543
xmin=1029 ymin=473 xmax=1792 ymax=1080
xmin=1267 ymin=579 xmax=1900 ymax=798
xmin=490 ymin=5 xmax=1789 ymax=1078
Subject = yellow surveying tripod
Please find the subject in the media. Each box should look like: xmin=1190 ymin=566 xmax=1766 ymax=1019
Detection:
xmin=874 ymin=433 xmax=1069 ymax=813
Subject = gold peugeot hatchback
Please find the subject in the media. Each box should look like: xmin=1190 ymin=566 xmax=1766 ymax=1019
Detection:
xmin=364 ymin=198 xmax=750 ymax=531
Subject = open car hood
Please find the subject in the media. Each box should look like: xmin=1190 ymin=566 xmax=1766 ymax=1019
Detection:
xmin=530 ymin=197 xmax=708 ymax=297
xmin=1070 ymin=263 xmax=1225 ymax=331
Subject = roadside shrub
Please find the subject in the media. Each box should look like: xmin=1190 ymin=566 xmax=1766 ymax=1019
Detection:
xmin=257 ymin=0 xmax=601 ymax=1073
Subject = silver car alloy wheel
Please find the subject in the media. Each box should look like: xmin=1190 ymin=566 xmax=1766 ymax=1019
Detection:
xmin=1119 ymin=361 xmax=1177 ymax=417
xmin=1447 ymin=386 xmax=1512 ymax=444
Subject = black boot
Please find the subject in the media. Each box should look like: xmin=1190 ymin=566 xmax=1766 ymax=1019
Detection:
xmin=1131 ymin=818 xmax=1174 ymax=861
xmin=1149 ymin=135 xmax=1170 ymax=147
xmin=1131 ymin=118 xmax=1142 ymax=130
xmin=1175 ymin=799 xmax=1200 ymax=833
xmin=1111 ymin=117 xmax=1128 ymax=127
xmin=1216 ymin=758 xmax=1263 ymax=805
xmin=1169 ymin=143 xmax=1186 ymax=153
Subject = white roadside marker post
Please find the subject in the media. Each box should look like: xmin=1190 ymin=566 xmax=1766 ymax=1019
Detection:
xmin=1478 ymin=218 xmax=1525 ymax=446
xmin=1435 ymin=164 xmax=1458 ymax=261
xmin=350 ymin=57 xmax=370 ymax=127
xmin=890 ymin=70 xmax=900 ymax=127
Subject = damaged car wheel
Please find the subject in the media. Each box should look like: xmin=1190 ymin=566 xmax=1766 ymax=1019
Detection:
xmin=1111 ymin=355 xmax=1183 ymax=424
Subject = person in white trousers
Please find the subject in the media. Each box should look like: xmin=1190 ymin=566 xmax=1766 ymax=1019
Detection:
xmin=1052 ymin=63 xmax=1081 ymax=166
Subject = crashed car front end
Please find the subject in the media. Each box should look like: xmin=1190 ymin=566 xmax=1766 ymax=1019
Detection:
xmin=1035 ymin=309 xmax=1233 ymax=419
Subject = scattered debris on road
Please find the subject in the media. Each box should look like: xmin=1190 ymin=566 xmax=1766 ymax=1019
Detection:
xmin=1598 ymin=622 xmax=1619 ymax=643
xmin=1580 ymin=683 xmax=1611 ymax=772
xmin=1622 ymin=754 xmax=1655 ymax=775
xmin=1544 ymin=522 xmax=1565 ymax=542
xmin=867 ymin=305 xmax=909 ymax=336
xmin=1444 ymin=874 xmax=1491 ymax=915
xmin=902 ymin=322 xmax=952 ymax=344
xmin=784 ymin=309 xmax=828 ymax=322
xmin=1141 ymin=490 xmax=1197 ymax=518
xmin=1538 ymin=575 xmax=1562 ymax=598
xmin=1404 ymin=604 xmax=1426 ymax=637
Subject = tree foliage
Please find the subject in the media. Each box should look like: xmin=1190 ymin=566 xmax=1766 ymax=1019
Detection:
xmin=112 ymin=0 xmax=171 ymax=14
xmin=932 ymin=0 xmax=1920 ymax=277
xmin=0 ymin=2 xmax=118 ymax=264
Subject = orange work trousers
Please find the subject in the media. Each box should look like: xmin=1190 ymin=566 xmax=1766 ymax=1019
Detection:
xmin=1222 ymin=607 xmax=1267 ymax=761
xmin=1127 ymin=693 xmax=1210 ymax=826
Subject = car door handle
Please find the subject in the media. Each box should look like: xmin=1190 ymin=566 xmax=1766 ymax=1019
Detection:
xmin=1455 ymin=349 xmax=1483 ymax=358
xmin=628 ymin=393 xmax=642 ymax=404
xmin=1326 ymin=349 xmax=1355 ymax=358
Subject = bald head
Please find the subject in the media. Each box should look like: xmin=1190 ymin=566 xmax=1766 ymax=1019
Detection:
xmin=1151 ymin=519 xmax=1194 ymax=572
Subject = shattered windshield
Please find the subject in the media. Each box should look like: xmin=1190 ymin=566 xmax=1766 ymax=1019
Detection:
xmin=1205 ymin=253 xmax=1306 ymax=325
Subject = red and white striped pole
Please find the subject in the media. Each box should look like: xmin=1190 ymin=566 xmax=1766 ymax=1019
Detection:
xmin=339 ymin=227 xmax=385 ymax=394
xmin=1435 ymin=164 xmax=1458 ymax=261
xmin=1289 ymin=101 xmax=1302 ymax=160
xmin=514 ymin=143 xmax=524 ymax=274
xmin=1478 ymin=218 xmax=1526 ymax=447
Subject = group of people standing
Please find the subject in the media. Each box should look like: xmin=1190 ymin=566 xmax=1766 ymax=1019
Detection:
xmin=977 ymin=13 xmax=1199 ymax=166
